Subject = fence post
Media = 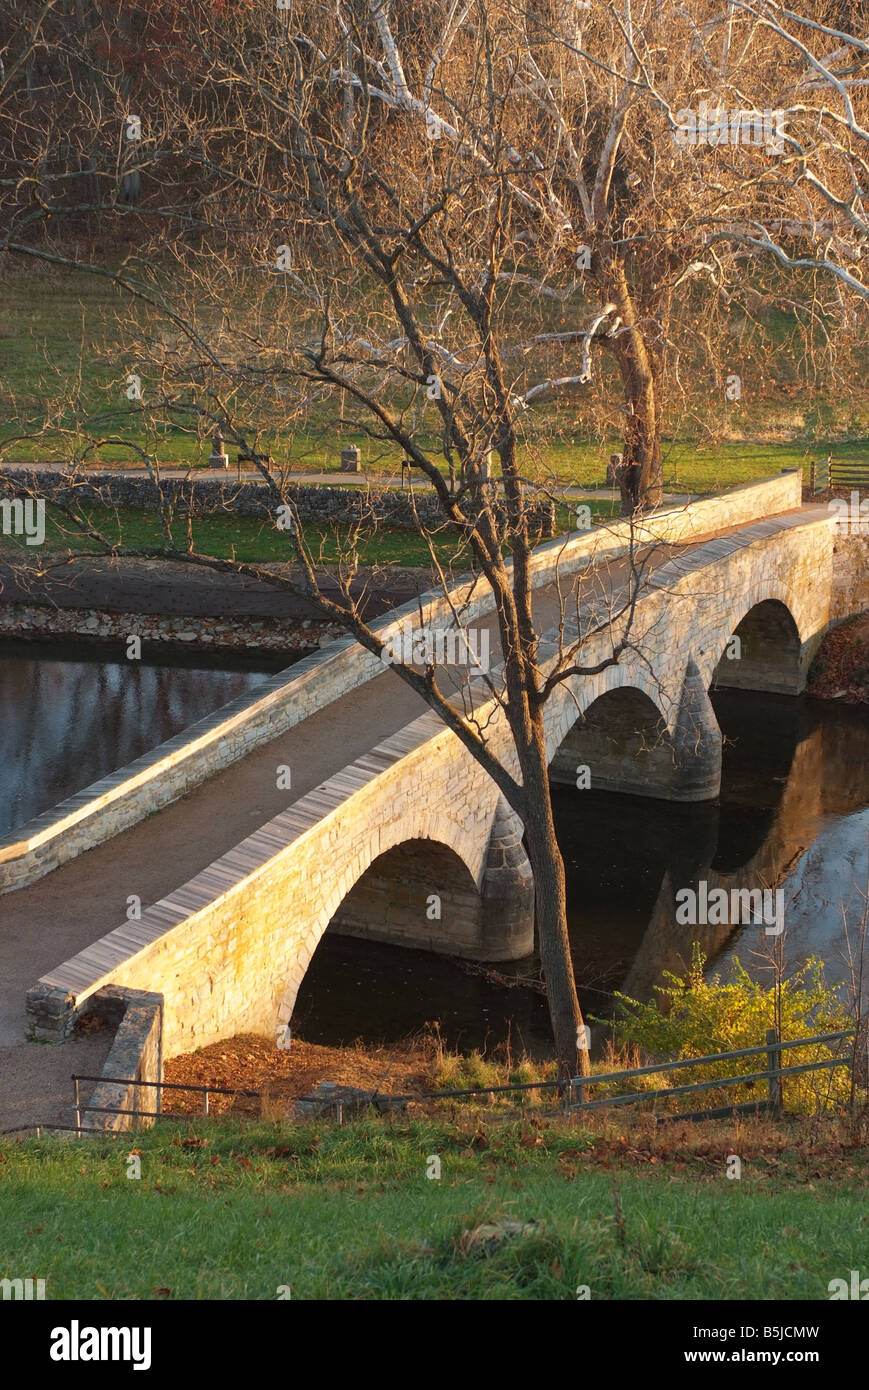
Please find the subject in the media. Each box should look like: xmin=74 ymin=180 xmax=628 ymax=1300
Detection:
xmin=202 ymin=1088 xmax=209 ymax=1116
xmin=766 ymin=1028 xmax=782 ymax=1114
xmin=574 ymin=1076 xmax=584 ymax=1117
xmin=73 ymin=1076 xmax=81 ymax=1133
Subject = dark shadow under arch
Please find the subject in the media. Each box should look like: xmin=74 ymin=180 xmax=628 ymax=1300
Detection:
xmin=549 ymin=686 xmax=675 ymax=799
xmin=712 ymin=599 xmax=802 ymax=696
xmin=327 ymin=838 xmax=483 ymax=955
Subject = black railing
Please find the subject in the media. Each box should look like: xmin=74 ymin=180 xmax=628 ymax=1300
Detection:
xmin=52 ymin=1027 xmax=856 ymax=1133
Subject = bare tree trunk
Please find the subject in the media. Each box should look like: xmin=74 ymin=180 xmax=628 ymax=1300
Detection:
xmin=604 ymin=260 xmax=665 ymax=513
xmin=612 ymin=343 xmax=664 ymax=514
xmin=519 ymin=716 xmax=591 ymax=1080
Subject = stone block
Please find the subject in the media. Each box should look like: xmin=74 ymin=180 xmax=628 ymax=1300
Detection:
xmin=293 ymin=1082 xmax=408 ymax=1120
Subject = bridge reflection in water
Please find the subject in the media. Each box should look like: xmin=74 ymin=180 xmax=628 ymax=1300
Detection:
xmin=292 ymin=692 xmax=869 ymax=1058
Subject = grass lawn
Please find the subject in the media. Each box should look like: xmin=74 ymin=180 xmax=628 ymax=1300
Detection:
xmin=1 ymin=269 xmax=865 ymax=493
xmin=0 ymin=1117 xmax=864 ymax=1300
xmin=0 ymin=499 xmax=618 ymax=569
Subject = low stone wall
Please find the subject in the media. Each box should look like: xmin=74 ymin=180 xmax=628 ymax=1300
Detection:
xmin=0 ymin=601 xmax=341 ymax=654
xmin=78 ymin=987 xmax=164 ymax=1132
xmin=0 ymin=467 xmax=556 ymax=536
xmin=26 ymin=984 xmax=164 ymax=1132
xmin=0 ymin=471 xmax=803 ymax=894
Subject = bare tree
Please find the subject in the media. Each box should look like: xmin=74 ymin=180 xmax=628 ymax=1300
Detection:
xmin=1 ymin=0 xmax=867 ymax=1073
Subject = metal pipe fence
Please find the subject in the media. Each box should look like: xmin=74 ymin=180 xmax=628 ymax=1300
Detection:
xmin=564 ymin=1029 xmax=854 ymax=1120
xmin=71 ymin=1073 xmax=261 ymax=1130
xmin=52 ymin=1027 xmax=856 ymax=1132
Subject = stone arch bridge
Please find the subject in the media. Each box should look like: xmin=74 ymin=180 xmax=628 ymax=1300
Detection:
xmin=26 ymin=504 xmax=863 ymax=1068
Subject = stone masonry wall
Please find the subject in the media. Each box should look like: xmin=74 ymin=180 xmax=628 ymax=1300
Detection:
xmin=31 ymin=984 xmax=164 ymax=1134
xmin=0 ymin=601 xmax=341 ymax=654
xmin=33 ymin=985 xmax=165 ymax=1132
xmin=830 ymin=534 xmax=869 ymax=621
xmin=79 ymin=988 xmax=164 ymax=1132
xmin=1 ymin=467 xmax=556 ymax=536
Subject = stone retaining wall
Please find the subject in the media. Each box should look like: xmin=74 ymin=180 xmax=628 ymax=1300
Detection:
xmin=27 ymin=983 xmax=164 ymax=1132
xmin=77 ymin=987 xmax=164 ymax=1132
xmin=0 ymin=602 xmax=341 ymax=654
xmin=0 ymin=467 xmax=556 ymax=536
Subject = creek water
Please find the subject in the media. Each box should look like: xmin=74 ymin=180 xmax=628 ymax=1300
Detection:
xmin=0 ymin=639 xmax=284 ymax=836
xmin=293 ymin=691 xmax=868 ymax=1057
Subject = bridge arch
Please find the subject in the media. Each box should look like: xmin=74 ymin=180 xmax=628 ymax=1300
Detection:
xmin=710 ymin=596 xmax=804 ymax=695
xmin=549 ymin=685 xmax=675 ymax=798
xmin=275 ymin=800 xmax=535 ymax=1036
xmin=327 ymin=836 xmax=484 ymax=952
xmin=547 ymin=661 xmax=721 ymax=803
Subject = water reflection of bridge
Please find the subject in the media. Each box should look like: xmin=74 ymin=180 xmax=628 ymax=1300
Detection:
xmin=619 ymin=697 xmax=869 ymax=1003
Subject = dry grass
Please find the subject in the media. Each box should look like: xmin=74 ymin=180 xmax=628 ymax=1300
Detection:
xmin=163 ymin=1031 xmax=869 ymax=1155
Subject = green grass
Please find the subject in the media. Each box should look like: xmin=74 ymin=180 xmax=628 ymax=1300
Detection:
xmin=0 ymin=499 xmax=617 ymax=568
xmin=0 ymin=502 xmax=458 ymax=569
xmin=1 ymin=268 xmax=865 ymax=493
xmin=0 ymin=1118 xmax=864 ymax=1300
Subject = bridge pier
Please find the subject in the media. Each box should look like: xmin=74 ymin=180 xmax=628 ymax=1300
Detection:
xmin=671 ymin=660 xmax=723 ymax=800
xmin=478 ymin=797 xmax=535 ymax=960
xmin=550 ymin=661 xmax=722 ymax=802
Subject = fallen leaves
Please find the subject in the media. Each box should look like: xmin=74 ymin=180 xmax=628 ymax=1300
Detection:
xmin=162 ymin=1034 xmax=430 ymax=1118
